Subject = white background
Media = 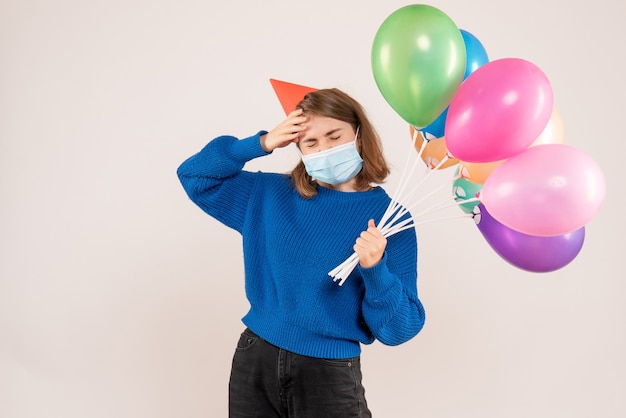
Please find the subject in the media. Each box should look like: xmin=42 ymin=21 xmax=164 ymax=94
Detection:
xmin=1 ymin=0 xmax=624 ymax=417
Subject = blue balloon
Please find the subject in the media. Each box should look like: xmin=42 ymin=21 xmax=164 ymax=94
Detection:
xmin=460 ymin=29 xmax=489 ymax=80
xmin=420 ymin=30 xmax=488 ymax=138
xmin=421 ymin=107 xmax=448 ymax=138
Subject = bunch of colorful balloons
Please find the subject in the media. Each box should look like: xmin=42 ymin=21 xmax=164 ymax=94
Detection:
xmin=371 ymin=4 xmax=605 ymax=273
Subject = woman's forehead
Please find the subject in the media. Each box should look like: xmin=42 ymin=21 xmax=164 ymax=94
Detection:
xmin=303 ymin=114 xmax=351 ymax=131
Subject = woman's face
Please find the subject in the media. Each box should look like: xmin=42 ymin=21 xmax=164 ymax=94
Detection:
xmin=298 ymin=114 xmax=356 ymax=156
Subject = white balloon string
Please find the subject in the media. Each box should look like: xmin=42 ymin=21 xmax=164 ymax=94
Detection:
xmin=381 ymin=216 xmax=414 ymax=236
xmin=329 ymin=131 xmax=463 ymax=285
xmin=332 ymin=216 xmax=416 ymax=287
xmin=378 ymin=129 xmax=419 ymax=227
xmin=458 ymin=196 xmax=480 ymax=205
xmin=382 ymin=219 xmax=415 ymax=237
xmin=388 ymin=152 xmax=449 ymax=217
xmin=379 ymin=129 xmax=424 ymax=228
xmin=381 ymin=154 xmax=456 ymax=231
xmin=405 ymin=173 xmax=455 ymax=211
xmin=413 ymin=196 xmax=481 ymax=220
xmin=411 ymin=213 xmax=473 ymax=226
xmin=411 ymin=197 xmax=460 ymax=219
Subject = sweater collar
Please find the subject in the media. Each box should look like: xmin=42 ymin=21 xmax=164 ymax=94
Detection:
xmin=312 ymin=184 xmax=386 ymax=203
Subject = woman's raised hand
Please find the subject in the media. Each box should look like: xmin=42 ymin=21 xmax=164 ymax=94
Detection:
xmin=260 ymin=109 xmax=308 ymax=152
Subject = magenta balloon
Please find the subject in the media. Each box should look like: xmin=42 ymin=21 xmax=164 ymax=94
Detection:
xmin=481 ymin=144 xmax=606 ymax=236
xmin=474 ymin=204 xmax=585 ymax=273
xmin=445 ymin=58 xmax=553 ymax=162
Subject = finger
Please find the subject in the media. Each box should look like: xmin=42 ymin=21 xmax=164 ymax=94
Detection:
xmin=368 ymin=227 xmax=384 ymax=240
xmin=359 ymin=230 xmax=373 ymax=242
xmin=286 ymin=127 xmax=307 ymax=141
xmin=287 ymin=108 xmax=304 ymax=118
xmin=287 ymin=119 xmax=308 ymax=135
xmin=367 ymin=219 xmax=382 ymax=234
xmin=293 ymin=123 xmax=308 ymax=132
xmin=354 ymin=238 xmax=367 ymax=251
xmin=287 ymin=114 xmax=308 ymax=127
xmin=367 ymin=220 xmax=383 ymax=239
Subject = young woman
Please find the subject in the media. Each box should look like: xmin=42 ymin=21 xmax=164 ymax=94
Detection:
xmin=177 ymin=88 xmax=426 ymax=417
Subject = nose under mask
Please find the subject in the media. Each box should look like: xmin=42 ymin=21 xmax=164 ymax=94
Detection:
xmin=300 ymin=127 xmax=363 ymax=185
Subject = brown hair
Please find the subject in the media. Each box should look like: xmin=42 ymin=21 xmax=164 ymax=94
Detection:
xmin=291 ymin=88 xmax=390 ymax=199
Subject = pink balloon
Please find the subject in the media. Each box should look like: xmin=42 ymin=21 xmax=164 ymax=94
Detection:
xmin=445 ymin=58 xmax=553 ymax=163
xmin=480 ymin=144 xmax=605 ymax=236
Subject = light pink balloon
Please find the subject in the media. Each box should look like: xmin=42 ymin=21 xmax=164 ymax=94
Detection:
xmin=445 ymin=58 xmax=553 ymax=163
xmin=480 ymin=144 xmax=605 ymax=236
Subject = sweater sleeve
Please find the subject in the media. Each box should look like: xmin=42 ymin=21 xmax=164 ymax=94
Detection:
xmin=358 ymin=229 xmax=425 ymax=346
xmin=176 ymin=131 xmax=269 ymax=232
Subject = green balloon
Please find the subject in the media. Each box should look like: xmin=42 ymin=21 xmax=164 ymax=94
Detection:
xmin=372 ymin=4 xmax=466 ymax=127
xmin=452 ymin=177 xmax=482 ymax=214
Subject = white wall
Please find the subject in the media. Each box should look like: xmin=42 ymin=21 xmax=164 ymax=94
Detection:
xmin=1 ymin=0 xmax=624 ymax=417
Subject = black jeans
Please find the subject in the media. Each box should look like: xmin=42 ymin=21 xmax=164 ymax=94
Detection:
xmin=228 ymin=328 xmax=372 ymax=418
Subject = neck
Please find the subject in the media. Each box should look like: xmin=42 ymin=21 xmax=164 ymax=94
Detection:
xmin=317 ymin=178 xmax=370 ymax=192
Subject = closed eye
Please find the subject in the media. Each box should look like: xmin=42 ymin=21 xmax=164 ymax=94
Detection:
xmin=301 ymin=128 xmax=344 ymax=147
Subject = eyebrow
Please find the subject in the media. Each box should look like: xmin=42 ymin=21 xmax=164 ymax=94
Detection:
xmin=301 ymin=128 xmax=342 ymax=142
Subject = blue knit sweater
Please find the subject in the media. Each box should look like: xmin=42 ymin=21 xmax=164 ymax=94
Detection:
xmin=177 ymin=132 xmax=425 ymax=358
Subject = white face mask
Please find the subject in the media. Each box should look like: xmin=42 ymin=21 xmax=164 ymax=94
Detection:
xmin=300 ymin=127 xmax=363 ymax=185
